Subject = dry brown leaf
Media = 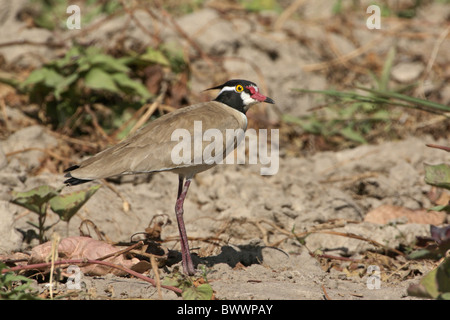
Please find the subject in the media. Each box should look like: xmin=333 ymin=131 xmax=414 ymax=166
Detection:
xmin=0 ymin=252 xmax=29 ymax=267
xmin=131 ymin=260 xmax=152 ymax=274
xmin=29 ymin=236 xmax=139 ymax=276
xmin=435 ymin=190 xmax=450 ymax=206
xmin=364 ymin=204 xmax=446 ymax=225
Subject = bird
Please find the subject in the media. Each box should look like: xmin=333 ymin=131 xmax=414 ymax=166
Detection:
xmin=64 ymin=79 xmax=275 ymax=275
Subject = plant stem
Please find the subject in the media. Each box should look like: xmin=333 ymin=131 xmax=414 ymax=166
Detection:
xmin=38 ymin=204 xmax=47 ymax=244
xmin=2 ymin=258 xmax=182 ymax=295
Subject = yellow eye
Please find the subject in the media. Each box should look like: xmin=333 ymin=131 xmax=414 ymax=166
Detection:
xmin=235 ymin=84 xmax=244 ymax=92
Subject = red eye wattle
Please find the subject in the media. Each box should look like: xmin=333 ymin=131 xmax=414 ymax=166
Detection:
xmin=246 ymin=85 xmax=257 ymax=94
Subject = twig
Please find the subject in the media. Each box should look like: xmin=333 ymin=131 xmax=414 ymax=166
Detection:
xmin=190 ymin=216 xmax=403 ymax=260
xmin=0 ymin=98 xmax=9 ymax=131
xmin=302 ymin=24 xmax=402 ymax=72
xmin=48 ymin=233 xmax=61 ymax=300
xmin=2 ymin=258 xmax=182 ymax=295
xmin=310 ymin=230 xmax=405 ymax=256
xmin=256 ymin=218 xmax=403 ymax=256
xmin=310 ymin=252 xmax=361 ymax=263
xmin=384 ymin=261 xmax=411 ymax=282
xmin=150 ymin=254 xmax=163 ymax=299
xmin=326 ymin=32 xmax=370 ymax=75
xmin=5 ymin=147 xmax=72 ymax=164
xmin=274 ymin=0 xmax=305 ymax=31
xmin=119 ymin=0 xmax=161 ymax=45
xmin=60 ymin=10 xmax=123 ymax=44
xmin=322 ymin=285 xmax=332 ymax=300
xmin=84 ymin=104 xmax=115 ymax=145
xmin=96 ymin=241 xmax=144 ymax=261
xmin=47 ymin=129 xmax=100 ymax=149
xmin=78 ymin=219 xmax=111 ymax=242
xmin=0 ymin=39 xmax=66 ymax=49
xmin=109 ymin=102 xmax=148 ymax=140
xmin=420 ymin=25 xmax=450 ymax=98
xmin=163 ymin=235 xmax=224 ymax=246
xmin=129 ymin=82 xmax=167 ymax=136
xmin=159 ymin=104 xmax=177 ymax=113
xmin=426 ymin=143 xmax=450 ymax=153
xmin=254 ymin=220 xmax=269 ymax=245
xmin=129 ymin=102 xmax=159 ymax=135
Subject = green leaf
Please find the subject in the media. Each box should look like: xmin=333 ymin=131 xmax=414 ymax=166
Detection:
xmin=22 ymin=69 xmax=48 ymax=86
xmin=88 ymin=53 xmax=130 ymax=73
xmin=407 ymin=248 xmax=441 ymax=260
xmin=77 ymin=55 xmax=92 ymax=73
xmin=424 ymin=163 xmax=450 ymax=190
xmin=43 ymin=69 xmax=65 ymax=88
xmin=162 ymin=273 xmax=213 ymax=300
xmin=436 ymin=256 xmax=450 ymax=294
xmin=162 ymin=276 xmax=181 ymax=287
xmin=378 ymin=47 xmax=396 ymax=91
xmin=182 ymin=283 xmax=213 ymax=300
xmin=282 ymin=114 xmax=323 ymax=134
xmin=0 ymin=263 xmax=39 ymax=300
xmin=429 ymin=205 xmax=450 ymax=212
xmin=242 ymin=0 xmax=282 ymax=12
xmin=22 ymin=67 xmax=65 ymax=90
xmin=54 ymin=73 xmax=79 ymax=100
xmin=116 ymin=56 xmax=136 ymax=65
xmin=11 ymin=185 xmax=61 ymax=215
xmin=54 ymin=46 xmax=81 ymax=69
xmin=111 ymin=73 xmax=151 ymax=99
xmin=407 ymin=267 xmax=438 ymax=298
xmin=408 ymin=257 xmax=450 ymax=299
xmin=438 ymin=292 xmax=450 ymax=300
xmin=339 ymin=126 xmax=367 ymax=144
xmin=49 ymin=185 xmax=100 ymax=222
xmin=139 ymin=48 xmax=170 ymax=66
xmin=84 ymin=67 xmax=119 ymax=93
xmin=357 ymin=87 xmax=450 ymax=113
xmin=371 ymin=109 xmax=391 ymax=120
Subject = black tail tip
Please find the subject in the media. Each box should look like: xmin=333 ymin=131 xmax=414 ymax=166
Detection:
xmin=64 ymin=174 xmax=92 ymax=186
xmin=64 ymin=177 xmax=92 ymax=186
xmin=64 ymin=165 xmax=80 ymax=173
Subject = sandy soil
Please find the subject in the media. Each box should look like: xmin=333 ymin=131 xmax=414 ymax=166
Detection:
xmin=0 ymin=0 xmax=449 ymax=301
xmin=2 ymin=133 xmax=447 ymax=300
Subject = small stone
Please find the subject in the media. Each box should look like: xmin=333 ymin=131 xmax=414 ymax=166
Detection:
xmin=392 ymin=62 xmax=424 ymax=83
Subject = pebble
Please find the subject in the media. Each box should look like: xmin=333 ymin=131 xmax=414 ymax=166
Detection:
xmin=391 ymin=62 xmax=424 ymax=83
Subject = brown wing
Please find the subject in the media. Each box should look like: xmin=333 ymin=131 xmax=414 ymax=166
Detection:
xmin=66 ymin=101 xmax=247 ymax=180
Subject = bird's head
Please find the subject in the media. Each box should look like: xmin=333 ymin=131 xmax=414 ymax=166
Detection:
xmin=207 ymin=79 xmax=275 ymax=113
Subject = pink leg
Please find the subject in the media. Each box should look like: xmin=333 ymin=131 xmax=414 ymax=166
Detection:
xmin=175 ymin=176 xmax=195 ymax=275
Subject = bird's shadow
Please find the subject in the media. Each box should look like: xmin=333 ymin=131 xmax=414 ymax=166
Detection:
xmin=166 ymin=244 xmax=266 ymax=270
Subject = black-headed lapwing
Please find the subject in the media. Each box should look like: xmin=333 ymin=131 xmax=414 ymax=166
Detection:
xmin=64 ymin=79 xmax=275 ymax=275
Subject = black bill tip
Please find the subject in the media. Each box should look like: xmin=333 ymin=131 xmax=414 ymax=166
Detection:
xmin=264 ymin=96 xmax=275 ymax=104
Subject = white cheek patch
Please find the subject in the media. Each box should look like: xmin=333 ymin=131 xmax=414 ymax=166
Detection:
xmin=240 ymin=91 xmax=257 ymax=107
